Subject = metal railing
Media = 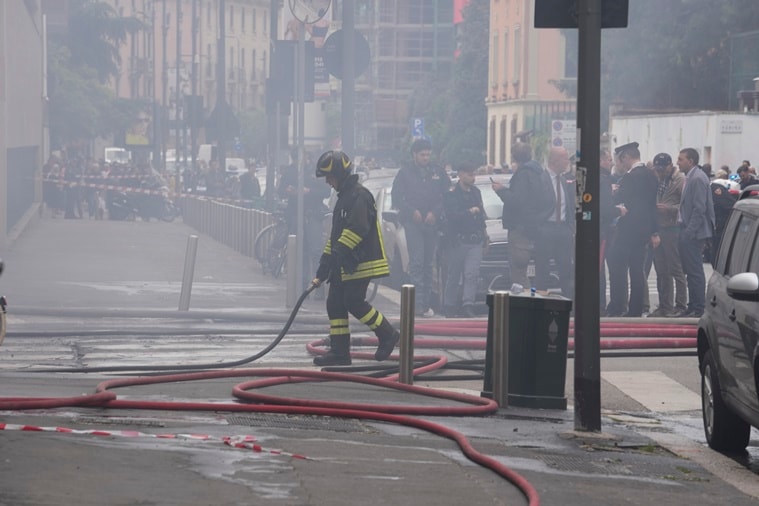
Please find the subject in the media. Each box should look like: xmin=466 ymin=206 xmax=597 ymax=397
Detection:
xmin=180 ymin=196 xmax=274 ymax=258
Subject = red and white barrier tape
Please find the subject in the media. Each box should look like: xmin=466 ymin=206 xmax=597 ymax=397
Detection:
xmin=0 ymin=422 xmax=308 ymax=460
xmin=42 ymin=178 xmax=260 ymax=206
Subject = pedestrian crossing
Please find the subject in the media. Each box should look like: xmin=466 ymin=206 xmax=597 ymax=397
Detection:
xmin=0 ymin=333 xmax=320 ymax=371
xmin=0 ymin=330 xmax=704 ymax=417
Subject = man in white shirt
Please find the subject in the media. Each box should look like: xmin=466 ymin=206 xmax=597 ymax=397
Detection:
xmin=535 ymin=147 xmax=575 ymax=298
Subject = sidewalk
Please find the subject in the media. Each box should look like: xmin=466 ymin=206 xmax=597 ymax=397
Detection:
xmin=0 ymin=218 xmax=757 ymax=505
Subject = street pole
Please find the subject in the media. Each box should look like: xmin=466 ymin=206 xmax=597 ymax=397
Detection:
xmin=175 ymin=0 xmax=182 ymax=170
xmin=266 ymin=0 xmax=280 ymax=210
xmin=341 ymin=0 xmax=354 ymax=154
xmin=162 ymin=0 xmax=168 ymax=171
xmin=190 ymin=0 xmax=197 ymax=171
xmin=217 ymin=0 xmax=226 ymax=173
xmin=295 ymin=15 xmax=306 ymax=295
xmin=574 ymin=0 xmax=602 ymax=432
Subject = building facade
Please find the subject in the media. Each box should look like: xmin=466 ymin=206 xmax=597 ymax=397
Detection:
xmin=353 ymin=0 xmax=457 ymax=153
xmin=109 ymin=0 xmax=271 ymax=160
xmin=486 ymin=0 xmax=575 ymax=167
xmin=0 ymin=1 xmax=45 ymax=247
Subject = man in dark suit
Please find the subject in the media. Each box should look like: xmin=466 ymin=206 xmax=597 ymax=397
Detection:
xmin=607 ymin=142 xmax=660 ymax=317
xmin=535 ymin=146 xmax=575 ymax=298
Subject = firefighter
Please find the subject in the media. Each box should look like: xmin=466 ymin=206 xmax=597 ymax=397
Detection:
xmin=311 ymin=151 xmax=400 ymax=366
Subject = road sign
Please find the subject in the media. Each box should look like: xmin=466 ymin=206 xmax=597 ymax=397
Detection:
xmin=411 ymin=118 xmax=425 ymax=138
xmin=551 ymin=119 xmax=577 ymax=157
xmin=322 ymin=29 xmax=371 ymax=80
xmin=534 ymin=0 xmax=629 ymax=28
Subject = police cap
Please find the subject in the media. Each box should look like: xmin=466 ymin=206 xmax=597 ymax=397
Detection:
xmin=614 ymin=142 xmax=639 ymax=156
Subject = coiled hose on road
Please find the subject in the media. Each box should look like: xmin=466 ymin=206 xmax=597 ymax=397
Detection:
xmin=2 ymin=285 xmax=543 ymax=504
xmin=2 ymin=288 xmax=699 ymax=506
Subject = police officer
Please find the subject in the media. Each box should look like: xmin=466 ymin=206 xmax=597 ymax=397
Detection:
xmin=607 ymin=142 xmax=660 ymax=317
xmin=442 ymin=163 xmax=487 ymax=318
xmin=312 ymin=151 xmax=400 ymax=366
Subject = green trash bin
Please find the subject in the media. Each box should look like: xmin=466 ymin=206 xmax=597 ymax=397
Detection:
xmin=482 ymin=292 xmax=572 ymax=410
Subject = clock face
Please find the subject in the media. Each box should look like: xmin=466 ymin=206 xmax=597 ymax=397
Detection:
xmin=288 ymin=0 xmax=331 ymax=24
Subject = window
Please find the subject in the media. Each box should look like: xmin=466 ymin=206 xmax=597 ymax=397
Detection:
xmin=263 ymin=10 xmax=267 ymax=34
xmin=490 ymin=31 xmax=499 ymax=88
xmin=229 ymin=5 xmax=234 ymax=31
xmin=749 ymin=223 xmax=759 ymax=275
xmin=252 ymin=49 xmax=257 ymax=79
xmin=513 ymin=26 xmax=521 ymax=83
xmin=716 ymin=211 xmax=741 ymax=274
xmin=726 ymin=214 xmax=757 ymax=276
xmin=502 ymin=30 xmax=509 ymax=85
xmin=253 ymin=9 xmax=257 ymax=33
xmin=241 ymin=8 xmax=246 ymax=32
xmin=241 ymin=48 xmax=245 ymax=68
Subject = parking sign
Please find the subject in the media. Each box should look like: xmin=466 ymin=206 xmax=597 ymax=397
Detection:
xmin=411 ymin=117 xmax=425 ymax=138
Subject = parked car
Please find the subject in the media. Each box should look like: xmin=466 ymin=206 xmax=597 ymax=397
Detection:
xmin=698 ymin=185 xmax=759 ymax=452
xmin=472 ymin=175 xmax=512 ymax=296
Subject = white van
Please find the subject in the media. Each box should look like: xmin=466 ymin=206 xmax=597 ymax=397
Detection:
xmin=104 ymin=147 xmax=130 ymax=164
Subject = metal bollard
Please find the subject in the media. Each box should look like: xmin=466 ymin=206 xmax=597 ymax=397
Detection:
xmin=491 ymin=291 xmax=510 ymax=408
xmin=178 ymin=235 xmax=199 ymax=311
xmin=286 ymin=234 xmax=298 ymax=308
xmin=399 ymin=284 xmax=416 ymax=385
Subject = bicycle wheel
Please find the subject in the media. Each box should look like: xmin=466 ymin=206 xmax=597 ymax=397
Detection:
xmin=271 ymin=242 xmax=287 ymax=279
xmin=253 ymin=223 xmax=279 ymax=266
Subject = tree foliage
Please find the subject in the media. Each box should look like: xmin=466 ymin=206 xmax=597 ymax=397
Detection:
xmin=600 ymin=0 xmax=759 ymax=118
xmin=67 ymin=0 xmax=143 ymax=83
xmin=439 ymin=0 xmax=489 ymax=167
xmin=238 ymin=108 xmax=268 ymax=161
xmin=47 ymin=0 xmax=144 ymax=150
xmin=408 ymin=0 xmax=489 ymax=167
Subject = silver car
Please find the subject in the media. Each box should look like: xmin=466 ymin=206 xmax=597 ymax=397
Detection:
xmin=698 ymin=186 xmax=759 ymax=452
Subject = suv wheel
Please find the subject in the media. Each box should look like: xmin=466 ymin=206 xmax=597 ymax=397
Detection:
xmin=701 ymin=349 xmax=751 ymax=452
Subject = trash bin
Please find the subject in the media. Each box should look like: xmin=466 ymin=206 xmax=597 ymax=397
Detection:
xmin=482 ymin=292 xmax=572 ymax=409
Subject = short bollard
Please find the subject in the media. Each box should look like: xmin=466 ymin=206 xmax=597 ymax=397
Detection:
xmin=178 ymin=235 xmax=199 ymax=311
xmin=491 ymin=291 xmax=510 ymax=408
xmin=399 ymin=284 xmax=416 ymax=385
xmin=286 ymin=234 xmax=298 ymax=308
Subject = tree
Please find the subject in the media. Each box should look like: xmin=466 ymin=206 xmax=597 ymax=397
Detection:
xmin=600 ymin=0 xmax=759 ymax=123
xmin=406 ymin=0 xmax=489 ymax=168
xmin=440 ymin=0 xmax=489 ymax=167
xmin=46 ymin=0 xmax=145 ymax=150
xmin=238 ymin=108 xmax=268 ymax=161
xmin=66 ymin=0 xmax=143 ymax=83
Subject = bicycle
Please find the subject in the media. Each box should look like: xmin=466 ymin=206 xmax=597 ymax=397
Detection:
xmin=253 ymin=212 xmax=289 ymax=278
xmin=253 ymin=213 xmax=379 ymax=302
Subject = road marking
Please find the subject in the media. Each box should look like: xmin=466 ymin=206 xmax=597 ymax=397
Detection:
xmin=601 ymin=371 xmax=702 ymax=412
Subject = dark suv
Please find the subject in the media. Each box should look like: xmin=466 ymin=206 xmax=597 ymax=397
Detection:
xmin=698 ymin=185 xmax=759 ymax=452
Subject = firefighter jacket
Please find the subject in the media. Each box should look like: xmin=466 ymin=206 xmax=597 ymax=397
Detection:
xmin=317 ymin=174 xmax=390 ymax=282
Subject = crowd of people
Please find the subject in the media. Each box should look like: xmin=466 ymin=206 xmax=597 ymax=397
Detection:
xmin=41 ymin=154 xmax=266 ymax=220
xmin=599 ymin=145 xmax=759 ymax=318
xmin=384 ymin=138 xmax=759 ymax=319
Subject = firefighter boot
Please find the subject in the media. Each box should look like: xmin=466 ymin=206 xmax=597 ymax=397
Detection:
xmin=375 ymin=328 xmax=400 ymax=362
xmin=314 ymin=335 xmax=352 ymax=366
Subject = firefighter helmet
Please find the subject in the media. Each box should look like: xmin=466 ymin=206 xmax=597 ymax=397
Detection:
xmin=315 ymin=150 xmax=353 ymax=180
